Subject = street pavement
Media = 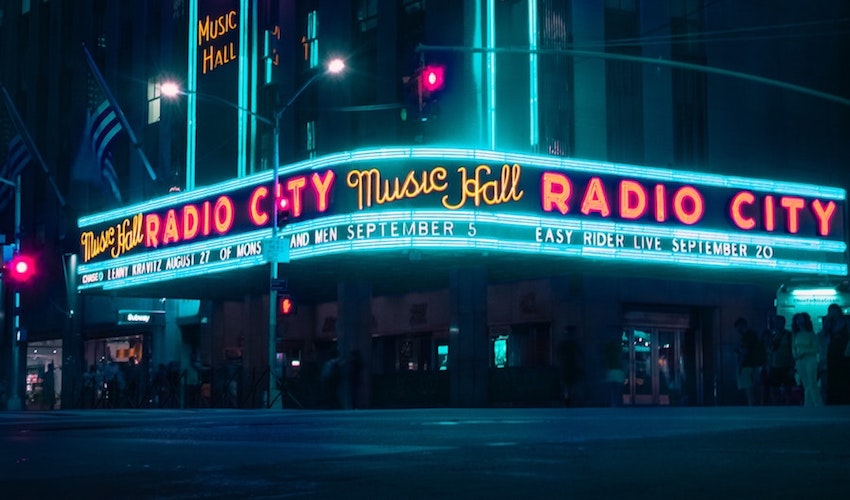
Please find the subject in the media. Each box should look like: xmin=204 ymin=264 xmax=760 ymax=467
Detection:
xmin=1 ymin=406 xmax=849 ymax=499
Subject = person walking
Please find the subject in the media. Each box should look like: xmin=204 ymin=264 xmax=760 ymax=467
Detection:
xmin=792 ymin=312 xmax=823 ymax=408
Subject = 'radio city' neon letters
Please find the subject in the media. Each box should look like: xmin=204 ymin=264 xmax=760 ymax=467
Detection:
xmin=728 ymin=191 xmax=836 ymax=235
xmin=541 ymin=173 xmax=706 ymax=226
xmin=141 ymin=171 xmax=336 ymax=251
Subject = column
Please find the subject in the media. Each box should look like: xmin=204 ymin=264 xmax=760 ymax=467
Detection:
xmin=336 ymin=281 xmax=372 ymax=409
xmin=449 ymin=266 xmax=488 ymax=407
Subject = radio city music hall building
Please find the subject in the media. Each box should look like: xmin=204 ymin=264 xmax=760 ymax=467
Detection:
xmin=2 ymin=1 xmax=847 ymax=410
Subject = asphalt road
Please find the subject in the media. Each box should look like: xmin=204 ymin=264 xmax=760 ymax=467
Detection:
xmin=1 ymin=406 xmax=849 ymax=499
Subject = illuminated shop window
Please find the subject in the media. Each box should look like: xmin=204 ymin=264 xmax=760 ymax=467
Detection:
xmin=493 ymin=335 xmax=508 ymax=368
xmin=437 ymin=344 xmax=448 ymax=371
xmin=303 ymin=10 xmax=319 ymax=68
xmin=147 ymin=79 xmax=161 ymax=124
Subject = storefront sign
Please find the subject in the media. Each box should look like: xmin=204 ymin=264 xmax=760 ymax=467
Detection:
xmin=117 ymin=310 xmax=165 ymax=326
xmin=77 ymin=148 xmax=847 ymax=292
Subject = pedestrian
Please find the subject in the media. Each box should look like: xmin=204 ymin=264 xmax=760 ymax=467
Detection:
xmin=41 ymin=363 xmax=56 ymax=410
xmin=557 ymin=328 xmax=584 ymax=407
xmin=320 ymin=351 xmax=342 ymax=409
xmin=602 ymin=338 xmax=625 ymax=407
xmin=822 ymin=303 xmax=850 ymax=404
xmin=348 ymin=349 xmax=363 ymax=409
xmin=767 ymin=315 xmax=795 ymax=404
xmin=734 ymin=317 xmax=764 ymax=406
xmin=153 ymin=363 xmax=168 ymax=407
xmin=792 ymin=312 xmax=823 ymax=407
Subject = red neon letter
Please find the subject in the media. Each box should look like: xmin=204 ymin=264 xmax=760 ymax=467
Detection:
xmin=213 ymin=197 xmax=235 ymax=234
xmin=145 ymin=213 xmax=161 ymax=248
xmin=312 ymin=170 xmax=335 ymax=212
xmin=763 ymin=196 xmax=775 ymax=232
xmin=162 ymin=209 xmax=180 ymax=245
xmin=655 ymin=185 xmax=667 ymax=222
xmin=580 ymin=177 xmax=610 ymax=217
xmin=729 ymin=191 xmax=756 ymax=230
xmin=286 ymin=176 xmax=307 ymax=217
xmin=183 ymin=205 xmax=200 ymax=240
xmin=248 ymin=186 xmax=270 ymax=226
xmin=541 ymin=172 xmax=571 ymax=214
xmin=672 ymin=186 xmax=704 ymax=225
xmin=811 ymin=199 xmax=837 ymax=237
xmin=619 ymin=180 xmax=647 ymax=220
xmin=780 ymin=196 xmax=805 ymax=234
xmin=202 ymin=201 xmax=212 ymax=236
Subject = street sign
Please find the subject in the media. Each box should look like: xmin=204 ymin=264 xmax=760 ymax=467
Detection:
xmin=271 ymin=278 xmax=288 ymax=292
xmin=263 ymin=237 xmax=290 ymax=263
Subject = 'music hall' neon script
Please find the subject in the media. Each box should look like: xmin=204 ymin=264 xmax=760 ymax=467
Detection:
xmin=76 ymin=147 xmax=847 ymax=292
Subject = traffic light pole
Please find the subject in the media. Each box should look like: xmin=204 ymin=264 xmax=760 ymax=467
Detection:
xmin=267 ymin=116 xmax=281 ymax=409
xmin=266 ymin=68 xmax=340 ymax=409
xmin=6 ymin=173 xmax=23 ymax=410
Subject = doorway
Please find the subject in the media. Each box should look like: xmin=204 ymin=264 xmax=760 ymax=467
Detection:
xmin=621 ymin=327 xmax=686 ymax=405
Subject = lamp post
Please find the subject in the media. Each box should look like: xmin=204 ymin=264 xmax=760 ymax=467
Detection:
xmin=162 ymin=58 xmax=344 ymax=409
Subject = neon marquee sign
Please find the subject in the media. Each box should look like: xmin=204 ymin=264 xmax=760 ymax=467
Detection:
xmin=77 ymin=147 xmax=847 ymax=292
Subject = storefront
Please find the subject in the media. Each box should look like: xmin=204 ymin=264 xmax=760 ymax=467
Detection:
xmin=74 ymin=147 xmax=848 ymax=408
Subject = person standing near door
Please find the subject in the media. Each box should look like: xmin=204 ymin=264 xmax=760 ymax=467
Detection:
xmin=735 ymin=317 xmax=764 ymax=406
xmin=792 ymin=312 xmax=823 ymax=407
xmin=767 ymin=315 xmax=795 ymax=405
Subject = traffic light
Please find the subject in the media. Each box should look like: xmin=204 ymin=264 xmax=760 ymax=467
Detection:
xmin=3 ymin=253 xmax=36 ymax=284
xmin=418 ymin=64 xmax=446 ymax=122
xmin=276 ymin=196 xmax=290 ymax=227
xmin=278 ymin=294 xmax=297 ymax=315
xmin=421 ymin=65 xmax=445 ymax=93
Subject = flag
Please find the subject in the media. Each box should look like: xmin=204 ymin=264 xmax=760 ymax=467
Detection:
xmin=0 ymin=134 xmax=31 ymax=213
xmin=73 ymin=100 xmax=123 ymax=203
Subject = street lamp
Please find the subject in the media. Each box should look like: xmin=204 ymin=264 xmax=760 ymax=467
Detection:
xmin=161 ymin=57 xmax=345 ymax=408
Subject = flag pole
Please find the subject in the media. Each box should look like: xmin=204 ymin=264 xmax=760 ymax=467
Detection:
xmin=81 ymin=43 xmax=157 ymax=182
xmin=1 ymin=86 xmax=67 ymax=208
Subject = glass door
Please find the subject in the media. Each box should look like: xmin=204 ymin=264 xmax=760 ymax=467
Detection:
xmin=622 ymin=328 xmax=685 ymax=405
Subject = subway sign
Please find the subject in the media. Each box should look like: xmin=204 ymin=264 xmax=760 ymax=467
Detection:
xmin=77 ymin=147 xmax=847 ymax=291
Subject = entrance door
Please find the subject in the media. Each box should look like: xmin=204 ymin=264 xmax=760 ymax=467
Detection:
xmin=622 ymin=328 xmax=686 ymax=405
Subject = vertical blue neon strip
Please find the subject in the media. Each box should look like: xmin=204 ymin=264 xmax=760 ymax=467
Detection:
xmin=249 ymin=0 xmax=258 ymax=174
xmin=528 ymin=0 xmax=538 ymax=149
xmin=187 ymin=0 xmax=198 ymax=191
xmin=237 ymin=0 xmax=249 ymax=178
xmin=487 ymin=0 xmax=496 ymax=150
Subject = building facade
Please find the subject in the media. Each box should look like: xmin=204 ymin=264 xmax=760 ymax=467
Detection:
xmin=1 ymin=0 xmax=848 ymax=410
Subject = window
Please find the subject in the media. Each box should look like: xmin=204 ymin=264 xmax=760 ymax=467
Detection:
xmin=402 ymin=0 xmax=425 ymax=15
xmin=306 ymin=120 xmax=316 ymax=158
xmin=356 ymin=0 xmax=378 ymax=32
xmin=303 ymin=10 xmax=319 ymax=68
xmin=605 ymin=0 xmax=635 ymax=11
xmin=147 ymin=79 xmax=161 ymax=124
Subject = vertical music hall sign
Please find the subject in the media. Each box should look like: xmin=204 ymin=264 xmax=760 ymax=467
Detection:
xmin=191 ymin=0 xmax=249 ymax=188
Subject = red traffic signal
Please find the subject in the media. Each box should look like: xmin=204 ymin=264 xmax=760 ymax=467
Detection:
xmin=421 ymin=65 xmax=445 ymax=93
xmin=4 ymin=254 xmax=36 ymax=283
xmin=279 ymin=295 xmax=296 ymax=315
xmin=276 ymin=196 xmax=291 ymax=227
